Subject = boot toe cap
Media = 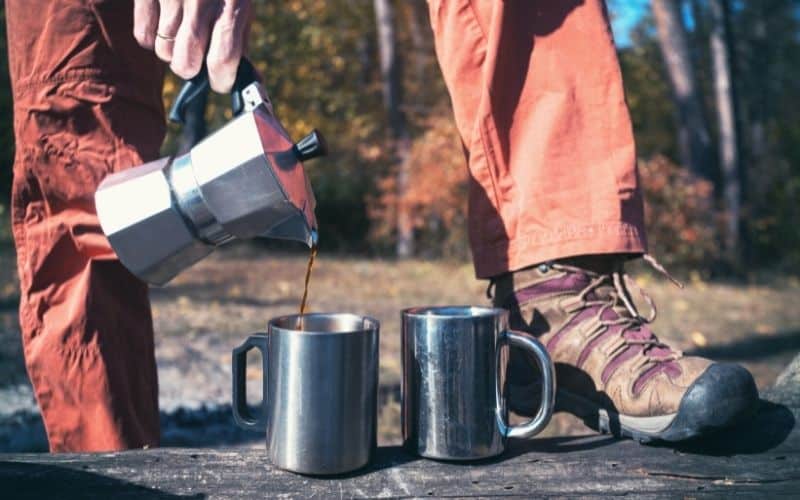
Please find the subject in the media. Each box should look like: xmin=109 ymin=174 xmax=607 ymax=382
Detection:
xmin=662 ymin=363 xmax=759 ymax=441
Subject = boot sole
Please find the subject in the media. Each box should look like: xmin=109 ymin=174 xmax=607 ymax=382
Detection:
xmin=511 ymin=363 xmax=759 ymax=443
xmin=556 ymin=389 xmax=675 ymax=443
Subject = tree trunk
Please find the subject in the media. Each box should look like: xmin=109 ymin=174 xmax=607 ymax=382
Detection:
xmin=709 ymin=0 xmax=741 ymax=264
xmin=404 ymin=0 xmax=428 ymax=84
xmin=747 ymin=5 xmax=768 ymax=165
xmin=374 ymin=0 xmax=413 ymax=258
xmin=687 ymin=0 xmax=708 ymax=74
xmin=651 ymin=0 xmax=713 ymax=180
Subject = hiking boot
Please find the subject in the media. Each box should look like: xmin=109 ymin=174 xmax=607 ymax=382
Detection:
xmin=491 ymin=256 xmax=759 ymax=443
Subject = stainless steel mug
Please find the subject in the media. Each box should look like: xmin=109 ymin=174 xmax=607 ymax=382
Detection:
xmin=402 ymin=306 xmax=555 ymax=460
xmin=232 ymin=313 xmax=379 ymax=474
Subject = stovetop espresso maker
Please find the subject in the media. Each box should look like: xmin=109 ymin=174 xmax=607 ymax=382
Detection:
xmin=95 ymin=59 xmax=325 ymax=285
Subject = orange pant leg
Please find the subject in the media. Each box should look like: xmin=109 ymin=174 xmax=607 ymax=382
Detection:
xmin=428 ymin=0 xmax=647 ymax=278
xmin=6 ymin=0 xmax=165 ymax=451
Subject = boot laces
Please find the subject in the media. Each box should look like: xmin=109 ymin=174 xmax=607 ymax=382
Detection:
xmin=550 ymin=253 xmax=683 ymax=365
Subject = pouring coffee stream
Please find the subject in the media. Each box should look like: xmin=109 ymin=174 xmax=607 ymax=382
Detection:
xmin=95 ymin=58 xmax=327 ymax=288
xmin=299 ymin=243 xmax=318 ymax=317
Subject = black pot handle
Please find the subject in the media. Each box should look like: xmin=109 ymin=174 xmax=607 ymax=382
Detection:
xmin=168 ymin=57 xmax=260 ymax=125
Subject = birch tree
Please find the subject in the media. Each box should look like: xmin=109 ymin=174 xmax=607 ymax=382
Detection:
xmin=374 ymin=0 xmax=413 ymax=257
xmin=651 ymin=0 xmax=713 ymax=180
xmin=709 ymin=0 xmax=741 ymax=262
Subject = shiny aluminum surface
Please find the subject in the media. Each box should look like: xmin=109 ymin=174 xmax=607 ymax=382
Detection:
xmin=189 ymin=85 xmax=317 ymax=246
xmin=233 ymin=313 xmax=379 ymax=475
xmin=168 ymin=153 xmax=232 ymax=246
xmin=401 ymin=306 xmax=555 ymax=460
xmin=95 ymin=81 xmax=319 ymax=286
xmin=95 ymin=156 xmax=213 ymax=285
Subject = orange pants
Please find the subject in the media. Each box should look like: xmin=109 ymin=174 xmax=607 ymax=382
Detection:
xmin=428 ymin=0 xmax=646 ymax=278
xmin=6 ymin=0 xmax=164 ymax=451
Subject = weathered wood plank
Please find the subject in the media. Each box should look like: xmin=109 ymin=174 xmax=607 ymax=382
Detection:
xmin=1 ymin=437 xmax=798 ymax=499
xmin=2 ymin=356 xmax=798 ymax=499
xmin=2 ymin=418 xmax=796 ymax=498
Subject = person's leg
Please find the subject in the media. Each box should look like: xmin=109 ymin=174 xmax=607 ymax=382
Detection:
xmin=427 ymin=0 xmax=645 ymax=278
xmin=428 ymin=0 xmax=757 ymax=442
xmin=6 ymin=0 xmax=165 ymax=451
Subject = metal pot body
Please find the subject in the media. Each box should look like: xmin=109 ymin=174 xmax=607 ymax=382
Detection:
xmin=95 ymin=83 xmax=322 ymax=285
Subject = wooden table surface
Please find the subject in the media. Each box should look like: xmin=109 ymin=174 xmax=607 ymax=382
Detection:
xmin=2 ymin=359 xmax=799 ymax=499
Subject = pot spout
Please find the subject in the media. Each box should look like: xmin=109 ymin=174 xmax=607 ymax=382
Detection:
xmin=261 ymin=215 xmax=318 ymax=248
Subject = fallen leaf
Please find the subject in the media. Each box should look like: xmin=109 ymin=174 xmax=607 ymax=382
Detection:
xmin=754 ymin=324 xmax=776 ymax=335
xmin=690 ymin=331 xmax=707 ymax=347
xmin=674 ymin=299 xmax=689 ymax=312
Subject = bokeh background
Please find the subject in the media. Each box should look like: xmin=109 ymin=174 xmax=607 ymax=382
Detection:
xmin=0 ymin=1 xmax=799 ymax=451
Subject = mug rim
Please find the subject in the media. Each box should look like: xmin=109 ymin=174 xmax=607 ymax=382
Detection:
xmin=402 ymin=305 xmax=506 ymax=319
xmin=269 ymin=312 xmax=380 ymax=335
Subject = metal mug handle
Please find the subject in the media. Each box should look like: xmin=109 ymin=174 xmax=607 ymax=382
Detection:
xmin=232 ymin=334 xmax=269 ymax=432
xmin=495 ymin=330 xmax=556 ymax=439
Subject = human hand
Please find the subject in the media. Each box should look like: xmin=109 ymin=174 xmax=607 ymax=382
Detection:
xmin=133 ymin=0 xmax=252 ymax=92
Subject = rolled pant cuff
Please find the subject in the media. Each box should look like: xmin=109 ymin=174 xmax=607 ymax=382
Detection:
xmin=472 ymin=221 xmax=647 ymax=279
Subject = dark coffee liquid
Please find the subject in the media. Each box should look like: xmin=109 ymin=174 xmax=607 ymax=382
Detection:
xmin=298 ymin=244 xmax=318 ymax=321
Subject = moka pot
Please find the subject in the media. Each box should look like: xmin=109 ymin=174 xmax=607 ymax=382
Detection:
xmin=95 ymin=59 xmax=326 ymax=285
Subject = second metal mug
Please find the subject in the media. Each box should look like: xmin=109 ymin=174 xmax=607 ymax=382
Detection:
xmin=402 ymin=306 xmax=555 ymax=460
xmin=232 ymin=313 xmax=379 ymax=475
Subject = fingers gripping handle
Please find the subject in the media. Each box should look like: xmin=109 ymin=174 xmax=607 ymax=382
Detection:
xmin=169 ymin=57 xmax=260 ymax=124
xmin=232 ymin=334 xmax=268 ymax=432
xmin=496 ymin=331 xmax=556 ymax=439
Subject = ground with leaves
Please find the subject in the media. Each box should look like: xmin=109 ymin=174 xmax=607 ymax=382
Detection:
xmin=0 ymin=243 xmax=799 ymax=449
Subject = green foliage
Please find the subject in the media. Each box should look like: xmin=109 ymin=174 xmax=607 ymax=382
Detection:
xmin=244 ymin=0 xmax=382 ymax=251
xmin=618 ymin=14 xmax=681 ymax=161
xmin=732 ymin=0 xmax=800 ymax=269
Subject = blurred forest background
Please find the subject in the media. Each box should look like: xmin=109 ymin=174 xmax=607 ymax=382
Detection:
xmin=1 ymin=0 xmax=798 ymax=275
